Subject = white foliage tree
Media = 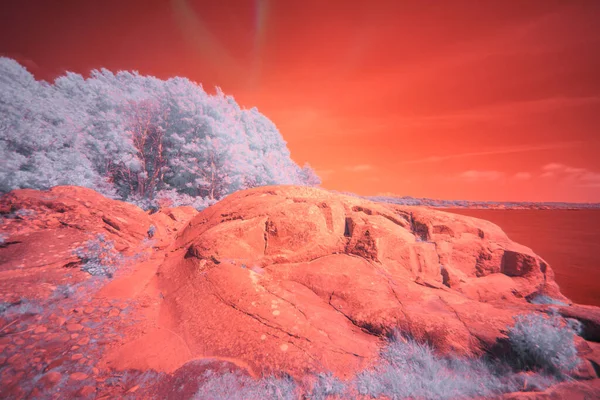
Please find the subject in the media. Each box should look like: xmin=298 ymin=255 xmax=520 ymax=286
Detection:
xmin=0 ymin=57 xmax=321 ymax=209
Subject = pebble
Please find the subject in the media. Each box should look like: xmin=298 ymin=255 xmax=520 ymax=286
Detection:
xmin=69 ymin=372 xmax=89 ymax=381
xmin=42 ymin=371 xmax=62 ymax=386
xmin=66 ymin=323 xmax=83 ymax=332
xmin=76 ymin=385 xmax=96 ymax=397
xmin=126 ymin=385 xmax=140 ymax=393
xmin=34 ymin=326 xmax=48 ymax=334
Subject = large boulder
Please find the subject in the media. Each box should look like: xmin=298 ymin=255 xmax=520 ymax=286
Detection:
xmin=105 ymin=185 xmax=571 ymax=380
xmin=1 ymin=185 xmax=597 ymax=399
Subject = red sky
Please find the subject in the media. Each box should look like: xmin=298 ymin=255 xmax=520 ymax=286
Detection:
xmin=2 ymin=0 xmax=600 ymax=202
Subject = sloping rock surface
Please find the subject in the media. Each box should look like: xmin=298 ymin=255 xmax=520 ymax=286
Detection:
xmin=0 ymin=185 xmax=598 ymax=399
xmin=142 ymin=185 xmax=572 ymax=381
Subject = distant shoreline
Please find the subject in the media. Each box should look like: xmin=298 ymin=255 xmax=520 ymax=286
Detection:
xmin=363 ymin=195 xmax=600 ymax=210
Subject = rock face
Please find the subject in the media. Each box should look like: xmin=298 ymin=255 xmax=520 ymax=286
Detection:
xmin=0 ymin=185 xmax=598 ymax=399
xmin=131 ymin=185 xmax=571 ymax=382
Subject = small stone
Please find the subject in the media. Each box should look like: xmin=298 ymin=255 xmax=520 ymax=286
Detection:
xmin=71 ymin=353 xmax=84 ymax=360
xmin=126 ymin=385 xmax=140 ymax=393
xmin=69 ymin=372 xmax=89 ymax=381
xmin=57 ymin=334 xmax=71 ymax=343
xmin=83 ymin=307 xmax=95 ymax=314
xmin=70 ymin=333 xmax=79 ymax=339
xmin=13 ymin=338 xmax=25 ymax=345
xmin=108 ymin=308 xmax=120 ymax=317
xmin=55 ymin=316 xmax=67 ymax=326
xmin=77 ymin=337 xmax=90 ymax=346
xmin=92 ymin=367 xmax=99 ymax=375
xmin=44 ymin=333 xmax=58 ymax=341
xmin=66 ymin=323 xmax=83 ymax=332
xmin=44 ymin=356 xmax=69 ymax=372
xmin=76 ymin=386 xmax=96 ymax=397
xmin=33 ymin=326 xmax=48 ymax=334
xmin=42 ymin=371 xmax=62 ymax=386
xmin=7 ymin=353 xmax=22 ymax=364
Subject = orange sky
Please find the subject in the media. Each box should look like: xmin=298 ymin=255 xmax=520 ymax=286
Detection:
xmin=2 ymin=0 xmax=600 ymax=202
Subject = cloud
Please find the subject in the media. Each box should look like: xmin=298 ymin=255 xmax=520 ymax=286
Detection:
xmin=539 ymin=163 xmax=600 ymax=187
xmin=514 ymin=172 xmax=532 ymax=180
xmin=345 ymin=164 xmax=374 ymax=172
xmin=401 ymin=142 xmax=582 ymax=165
xmin=458 ymin=170 xmax=505 ymax=182
xmin=542 ymin=163 xmax=566 ymax=171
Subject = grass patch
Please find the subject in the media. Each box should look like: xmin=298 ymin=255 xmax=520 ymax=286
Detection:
xmin=73 ymin=233 xmax=123 ymax=278
xmin=507 ymin=313 xmax=580 ymax=375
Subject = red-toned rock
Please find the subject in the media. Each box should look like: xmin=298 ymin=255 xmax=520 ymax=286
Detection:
xmin=0 ymin=186 xmax=156 ymax=301
xmin=76 ymin=385 xmax=96 ymax=397
xmin=502 ymin=379 xmax=600 ymax=399
xmin=2 ymin=184 xmax=599 ymax=399
xmin=33 ymin=325 xmax=47 ymax=334
xmin=69 ymin=372 xmax=89 ymax=381
xmin=40 ymin=371 xmax=62 ymax=387
xmin=101 ymin=185 xmax=578 ymax=382
xmin=66 ymin=323 xmax=83 ymax=332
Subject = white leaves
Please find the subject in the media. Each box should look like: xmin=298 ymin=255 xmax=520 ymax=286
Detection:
xmin=0 ymin=57 xmax=320 ymax=204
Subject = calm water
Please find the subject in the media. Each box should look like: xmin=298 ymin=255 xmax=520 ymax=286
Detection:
xmin=445 ymin=209 xmax=600 ymax=307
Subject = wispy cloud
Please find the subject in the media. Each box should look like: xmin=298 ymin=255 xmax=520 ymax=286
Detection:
xmin=458 ymin=170 xmax=506 ymax=182
xmin=401 ymin=141 xmax=582 ymax=165
xmin=345 ymin=164 xmax=374 ymax=172
xmin=540 ymin=163 xmax=600 ymax=187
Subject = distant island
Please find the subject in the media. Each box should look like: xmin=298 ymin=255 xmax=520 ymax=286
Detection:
xmin=334 ymin=192 xmax=600 ymax=210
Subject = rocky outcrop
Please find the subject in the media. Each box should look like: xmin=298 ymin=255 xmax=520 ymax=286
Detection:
xmin=0 ymin=185 xmax=597 ymax=399
xmin=128 ymin=185 xmax=574 ymax=378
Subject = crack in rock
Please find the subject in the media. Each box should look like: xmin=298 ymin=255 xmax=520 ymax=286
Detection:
xmin=204 ymin=276 xmax=311 ymax=343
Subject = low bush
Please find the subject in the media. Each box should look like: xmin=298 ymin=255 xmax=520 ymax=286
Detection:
xmin=73 ymin=233 xmax=123 ymax=278
xmin=0 ymin=299 xmax=43 ymax=317
xmin=528 ymin=294 xmax=568 ymax=306
xmin=507 ymin=313 xmax=580 ymax=375
xmin=150 ymin=318 xmax=588 ymax=400
xmin=305 ymin=372 xmax=347 ymax=400
xmin=193 ymin=370 xmax=298 ymax=400
xmin=352 ymin=329 xmax=511 ymax=400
